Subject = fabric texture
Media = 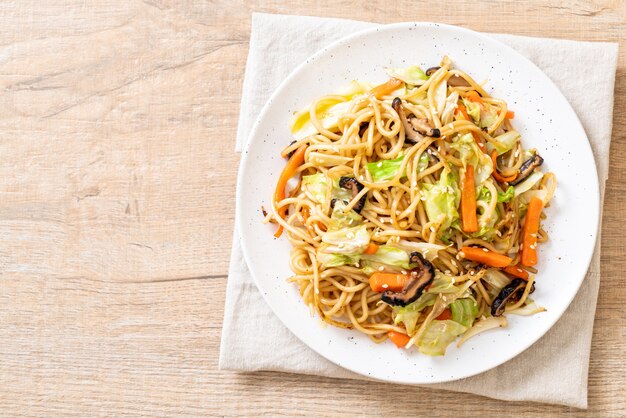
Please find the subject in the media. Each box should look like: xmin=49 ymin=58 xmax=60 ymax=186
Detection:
xmin=221 ymin=12 xmax=618 ymax=409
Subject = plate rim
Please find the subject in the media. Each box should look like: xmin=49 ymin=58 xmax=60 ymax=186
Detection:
xmin=235 ymin=21 xmax=600 ymax=384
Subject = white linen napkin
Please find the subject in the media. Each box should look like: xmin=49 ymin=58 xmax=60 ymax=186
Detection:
xmin=220 ymin=12 xmax=618 ymax=408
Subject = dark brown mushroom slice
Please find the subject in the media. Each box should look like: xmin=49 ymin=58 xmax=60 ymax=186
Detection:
xmin=425 ymin=66 xmax=441 ymax=76
xmin=381 ymin=252 xmax=435 ymax=307
xmin=338 ymin=177 xmax=366 ymax=213
xmin=392 ymin=97 xmax=423 ymax=143
xmin=509 ymin=154 xmax=544 ymax=186
xmin=491 ymin=278 xmax=526 ymax=317
xmin=285 ymin=140 xmax=298 ymax=158
xmin=392 ymin=98 xmax=440 ymax=141
xmin=409 ymin=117 xmax=440 ymax=138
xmin=447 ymin=74 xmax=472 ymax=87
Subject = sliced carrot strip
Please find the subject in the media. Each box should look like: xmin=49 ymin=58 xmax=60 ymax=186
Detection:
xmin=521 ymin=197 xmax=543 ymax=267
xmin=461 ymin=165 xmax=478 ymax=233
xmin=370 ymin=78 xmax=404 ymax=99
xmin=369 ymin=273 xmax=410 ymax=293
xmin=491 ymin=150 xmax=518 ymax=183
xmin=363 ymin=243 xmax=379 ymax=255
xmin=273 ymin=145 xmax=307 ymax=238
xmin=387 ymin=331 xmax=411 ymax=348
xmin=460 ymin=246 xmax=512 ymax=268
xmin=503 ymin=265 xmax=529 ymax=280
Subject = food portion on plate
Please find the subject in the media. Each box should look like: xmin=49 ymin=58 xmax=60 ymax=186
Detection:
xmin=265 ymin=56 xmax=555 ymax=356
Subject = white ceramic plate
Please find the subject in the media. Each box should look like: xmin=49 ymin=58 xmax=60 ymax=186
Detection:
xmin=236 ymin=23 xmax=599 ymax=384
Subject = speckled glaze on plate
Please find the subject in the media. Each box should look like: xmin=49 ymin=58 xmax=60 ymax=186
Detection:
xmin=236 ymin=23 xmax=599 ymax=384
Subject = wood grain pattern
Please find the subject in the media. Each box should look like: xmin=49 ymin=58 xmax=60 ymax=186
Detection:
xmin=0 ymin=1 xmax=624 ymax=416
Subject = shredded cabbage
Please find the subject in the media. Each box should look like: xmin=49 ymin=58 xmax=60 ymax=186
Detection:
xmin=497 ymin=185 xmax=515 ymax=203
xmin=366 ymin=155 xmax=405 ymax=182
xmin=462 ymin=98 xmax=481 ymax=123
xmin=390 ymin=240 xmax=446 ymax=262
xmin=457 ymin=316 xmax=507 ymax=347
xmin=316 ymin=251 xmax=360 ymax=267
xmin=451 ymin=133 xmax=493 ymax=186
xmin=426 ymin=272 xmax=464 ymax=294
xmin=290 ymin=81 xmax=372 ymax=140
xmin=417 ymin=320 xmax=467 ymax=356
xmin=482 ymin=268 xmax=512 ymax=299
xmin=393 ymin=293 xmax=436 ymax=335
xmin=450 ymin=298 xmax=479 ymax=328
xmin=440 ymin=92 xmax=459 ymax=125
xmin=321 ymin=224 xmax=370 ymax=254
xmin=514 ymin=171 xmax=543 ymax=197
xmin=385 ymin=65 xmax=428 ymax=85
xmin=478 ymin=103 xmax=499 ymax=129
xmin=492 ymin=130 xmax=520 ymax=155
xmin=361 ymin=245 xmax=412 ymax=269
xmin=421 ymin=169 xmax=460 ymax=232
xmin=433 ymin=79 xmax=447 ymax=115
xmin=302 ymin=173 xmax=328 ymax=204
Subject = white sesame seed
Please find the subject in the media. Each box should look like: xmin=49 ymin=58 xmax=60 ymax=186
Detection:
xmin=470 ymin=271 xmax=475 ymax=276
xmin=530 ymin=233 xmax=537 ymax=238
xmin=355 ymin=263 xmax=360 ymax=268
xmin=378 ymin=266 xmax=385 ymax=271
xmin=459 ymin=251 xmax=465 ymax=258
xmin=451 ymin=278 xmax=456 ymax=284
xmin=444 ymin=270 xmax=451 ymax=274
xmin=401 ymin=270 xmax=407 ymax=275
xmin=530 ymin=244 xmax=536 ymax=250
xmin=359 ymin=175 xmax=364 ymax=181
xmin=482 ymin=248 xmax=489 ymax=252
xmin=514 ymin=150 xmax=520 ymax=158
xmin=382 ymin=284 xmax=389 ymax=289
xmin=520 ymin=244 xmax=524 ymax=250
xmin=376 ymin=162 xmax=382 ymax=168
xmin=430 ymin=226 xmax=435 ymax=232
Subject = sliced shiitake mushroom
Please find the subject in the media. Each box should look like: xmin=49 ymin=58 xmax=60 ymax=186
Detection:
xmin=338 ymin=177 xmax=366 ymax=213
xmin=381 ymin=252 xmax=434 ymax=307
xmin=509 ymin=154 xmax=544 ymax=186
xmin=491 ymin=278 xmax=526 ymax=316
xmin=392 ymin=98 xmax=440 ymax=143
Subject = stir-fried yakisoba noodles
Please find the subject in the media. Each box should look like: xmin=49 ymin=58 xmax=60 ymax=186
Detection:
xmin=265 ymin=56 xmax=555 ymax=355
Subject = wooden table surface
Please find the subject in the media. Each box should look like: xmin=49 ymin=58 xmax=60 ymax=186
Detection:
xmin=0 ymin=1 xmax=624 ymax=416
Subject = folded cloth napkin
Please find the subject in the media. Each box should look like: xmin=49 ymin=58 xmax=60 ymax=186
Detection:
xmin=220 ymin=12 xmax=618 ymax=408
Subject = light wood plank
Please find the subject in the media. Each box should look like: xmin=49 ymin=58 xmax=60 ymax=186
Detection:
xmin=0 ymin=0 xmax=624 ymax=416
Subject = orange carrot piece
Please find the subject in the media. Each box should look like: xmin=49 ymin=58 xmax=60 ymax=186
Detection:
xmin=363 ymin=243 xmax=379 ymax=255
xmin=521 ymin=197 xmax=543 ymax=267
xmin=503 ymin=265 xmax=529 ymax=280
xmin=387 ymin=331 xmax=411 ymax=348
xmin=466 ymin=90 xmax=483 ymax=104
xmin=460 ymin=246 xmax=513 ymax=268
xmin=456 ymin=103 xmax=471 ymax=121
xmin=505 ymin=110 xmax=515 ymax=119
xmin=369 ymin=273 xmax=410 ymax=293
xmin=471 ymin=131 xmax=487 ymax=153
xmin=491 ymin=150 xmax=518 ymax=183
xmin=461 ymin=165 xmax=478 ymax=233
xmin=273 ymin=145 xmax=307 ymax=238
xmin=435 ymin=308 xmax=452 ymax=321
xmin=370 ymin=78 xmax=404 ymax=99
